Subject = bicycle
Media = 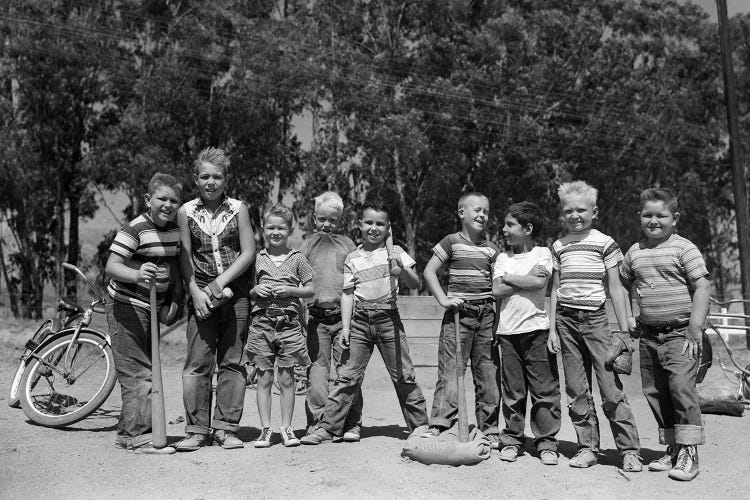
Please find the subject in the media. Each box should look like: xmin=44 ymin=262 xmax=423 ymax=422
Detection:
xmin=8 ymin=262 xmax=117 ymax=427
xmin=704 ymin=298 xmax=750 ymax=404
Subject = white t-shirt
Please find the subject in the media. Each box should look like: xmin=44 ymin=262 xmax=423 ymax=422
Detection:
xmin=492 ymin=246 xmax=552 ymax=335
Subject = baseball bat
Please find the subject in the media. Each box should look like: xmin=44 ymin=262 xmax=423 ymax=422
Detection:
xmin=150 ymin=282 xmax=167 ymax=449
xmin=454 ymin=309 xmax=469 ymax=443
xmin=385 ymin=234 xmax=402 ymax=276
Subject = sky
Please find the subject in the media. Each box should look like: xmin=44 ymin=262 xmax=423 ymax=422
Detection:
xmin=681 ymin=0 xmax=750 ymax=20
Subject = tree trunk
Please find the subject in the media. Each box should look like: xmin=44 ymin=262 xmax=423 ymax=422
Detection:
xmin=0 ymin=238 xmax=20 ymax=317
xmin=66 ymin=191 xmax=80 ymax=300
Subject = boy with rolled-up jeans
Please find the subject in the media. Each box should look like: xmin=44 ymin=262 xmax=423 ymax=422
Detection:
xmin=548 ymin=181 xmax=641 ymax=471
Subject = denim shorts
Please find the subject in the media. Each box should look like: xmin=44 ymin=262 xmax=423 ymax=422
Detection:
xmin=245 ymin=311 xmax=311 ymax=371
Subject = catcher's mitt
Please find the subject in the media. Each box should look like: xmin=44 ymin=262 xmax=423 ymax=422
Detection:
xmin=605 ymin=331 xmax=635 ymax=375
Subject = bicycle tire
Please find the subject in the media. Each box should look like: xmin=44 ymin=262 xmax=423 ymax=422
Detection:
xmin=19 ymin=330 xmax=116 ymax=427
xmin=8 ymin=321 xmax=57 ymax=408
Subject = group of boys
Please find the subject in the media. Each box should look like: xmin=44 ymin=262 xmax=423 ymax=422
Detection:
xmin=106 ymin=172 xmax=708 ymax=483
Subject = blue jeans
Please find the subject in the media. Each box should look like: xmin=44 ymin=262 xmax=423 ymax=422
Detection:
xmin=499 ymin=330 xmax=561 ymax=452
xmin=106 ymin=300 xmax=154 ymax=448
xmin=556 ymin=306 xmax=640 ymax=455
xmin=429 ymin=302 xmax=500 ymax=436
xmin=182 ymin=295 xmax=249 ymax=435
xmin=639 ymin=325 xmax=704 ymax=445
xmin=305 ymin=314 xmax=363 ymax=430
xmin=320 ymin=308 xmax=428 ymax=435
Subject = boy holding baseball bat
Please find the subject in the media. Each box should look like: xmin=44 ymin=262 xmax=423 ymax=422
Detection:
xmin=105 ymin=173 xmax=182 ymax=454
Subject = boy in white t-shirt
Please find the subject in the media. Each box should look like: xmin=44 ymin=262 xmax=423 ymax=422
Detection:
xmin=492 ymin=202 xmax=561 ymax=465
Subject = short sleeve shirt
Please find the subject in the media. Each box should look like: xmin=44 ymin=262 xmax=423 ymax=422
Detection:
xmin=107 ymin=213 xmax=181 ymax=310
xmin=301 ymin=232 xmax=357 ymax=306
xmin=493 ymin=246 xmax=552 ymax=335
xmin=621 ymin=235 xmax=708 ymax=325
xmin=252 ymin=249 xmax=316 ymax=313
xmin=551 ymin=229 xmax=622 ymax=310
xmin=343 ymin=245 xmax=415 ymax=308
xmin=432 ymin=232 xmax=498 ymax=300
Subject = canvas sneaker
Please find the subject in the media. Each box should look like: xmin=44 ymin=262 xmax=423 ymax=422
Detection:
xmin=280 ymin=426 xmax=300 ymax=447
xmin=342 ymin=428 xmax=361 ymax=442
xmin=214 ymin=430 xmax=244 ymax=449
xmin=569 ymin=448 xmax=598 ymax=468
xmin=622 ymin=451 xmax=642 ymax=472
xmin=540 ymin=450 xmax=558 ymax=466
xmin=486 ymin=434 xmax=500 ymax=450
xmin=668 ymin=445 xmax=699 ymax=481
xmin=499 ymin=445 xmax=520 ymax=462
xmin=648 ymin=446 xmax=677 ymax=472
xmin=300 ymin=426 xmax=333 ymax=445
xmin=253 ymin=427 xmax=273 ymax=448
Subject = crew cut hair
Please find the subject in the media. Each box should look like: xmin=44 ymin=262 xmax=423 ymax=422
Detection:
xmin=640 ymin=187 xmax=679 ymax=214
xmin=315 ymin=191 xmax=344 ymax=214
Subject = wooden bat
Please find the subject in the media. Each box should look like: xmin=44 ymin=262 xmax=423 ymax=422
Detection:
xmin=385 ymin=234 xmax=401 ymax=276
xmin=150 ymin=283 xmax=167 ymax=449
xmin=454 ymin=309 xmax=469 ymax=442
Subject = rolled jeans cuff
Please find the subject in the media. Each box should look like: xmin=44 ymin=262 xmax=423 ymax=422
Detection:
xmin=658 ymin=427 xmax=675 ymax=445
xmin=130 ymin=433 xmax=153 ymax=449
xmin=212 ymin=419 xmax=240 ymax=433
xmin=675 ymin=423 xmax=705 ymax=445
xmin=185 ymin=424 xmax=211 ymax=436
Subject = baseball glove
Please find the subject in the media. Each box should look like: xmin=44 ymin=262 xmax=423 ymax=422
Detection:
xmin=605 ymin=331 xmax=635 ymax=375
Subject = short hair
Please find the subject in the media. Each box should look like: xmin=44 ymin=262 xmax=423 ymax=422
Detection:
xmin=194 ymin=146 xmax=230 ymax=175
xmin=557 ymin=181 xmax=598 ymax=206
xmin=640 ymin=187 xmax=679 ymax=214
xmin=457 ymin=191 xmax=488 ymax=209
xmin=148 ymin=173 xmax=182 ymax=196
xmin=315 ymin=191 xmax=344 ymax=214
xmin=506 ymin=201 xmax=544 ymax=237
xmin=360 ymin=199 xmax=390 ymax=221
xmin=263 ymin=203 xmax=294 ymax=228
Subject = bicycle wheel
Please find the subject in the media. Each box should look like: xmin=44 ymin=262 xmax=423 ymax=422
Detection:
xmin=19 ymin=330 xmax=117 ymax=427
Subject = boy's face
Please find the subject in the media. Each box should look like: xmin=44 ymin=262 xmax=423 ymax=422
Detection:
xmin=359 ymin=208 xmax=389 ymax=247
xmin=502 ymin=214 xmax=531 ymax=246
xmin=640 ymin=200 xmax=678 ymax=242
xmin=145 ymin=185 xmax=180 ymax=227
xmin=194 ymin=163 xmax=226 ymax=203
xmin=263 ymin=215 xmax=291 ymax=248
xmin=313 ymin=205 xmax=342 ymax=233
xmin=458 ymin=195 xmax=489 ymax=233
xmin=561 ymin=194 xmax=597 ymax=233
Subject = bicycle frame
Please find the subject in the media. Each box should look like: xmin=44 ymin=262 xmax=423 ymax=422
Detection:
xmin=706 ymin=298 xmax=750 ymax=400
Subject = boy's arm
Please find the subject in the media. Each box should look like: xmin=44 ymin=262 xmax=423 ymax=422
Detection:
xmin=547 ymin=270 xmax=561 ymax=353
xmin=606 ymin=265 xmax=630 ymax=332
xmin=105 ymin=253 xmax=157 ymax=285
xmin=492 ymin=278 xmax=516 ymax=300
xmin=424 ymin=255 xmax=462 ymax=309
xmin=177 ymin=207 xmax=212 ymax=318
xmin=339 ymin=289 xmax=354 ymax=348
xmin=274 ymin=280 xmax=315 ymax=299
xmin=502 ymin=267 xmax=549 ymax=290
xmin=401 ymin=263 xmax=420 ymax=290
xmin=684 ymin=276 xmax=710 ymax=360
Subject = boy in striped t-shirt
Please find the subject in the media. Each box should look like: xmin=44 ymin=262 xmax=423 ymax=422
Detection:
xmin=424 ymin=192 xmax=500 ymax=444
xmin=620 ymin=188 xmax=709 ymax=481
xmin=105 ymin=173 xmax=182 ymax=454
xmin=548 ymin=181 xmax=641 ymax=471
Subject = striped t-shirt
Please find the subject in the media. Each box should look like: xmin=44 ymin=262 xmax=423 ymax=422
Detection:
xmin=343 ymin=245 xmax=415 ymax=308
xmin=551 ymin=229 xmax=622 ymax=311
xmin=433 ymin=232 xmax=498 ymax=300
xmin=621 ymin=235 xmax=708 ymax=325
xmin=252 ymin=248 xmax=316 ymax=313
xmin=107 ymin=214 xmax=181 ymax=310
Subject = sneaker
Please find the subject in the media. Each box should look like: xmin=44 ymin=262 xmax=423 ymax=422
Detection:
xmin=622 ymin=451 xmax=643 ymax=472
xmin=115 ymin=436 xmax=130 ymax=450
xmin=295 ymin=378 xmax=309 ymax=395
xmin=174 ymin=433 xmax=209 ymax=452
xmin=668 ymin=445 xmax=699 ymax=481
xmin=486 ymin=434 xmax=500 ymax=450
xmin=499 ymin=445 xmax=520 ymax=462
xmin=214 ymin=430 xmax=244 ymax=449
xmin=569 ymin=448 xmax=598 ymax=468
xmin=254 ymin=427 xmax=273 ymax=448
xmin=342 ymin=428 xmax=361 ymax=442
xmin=540 ymin=450 xmax=558 ymax=466
xmin=421 ymin=426 xmax=442 ymax=438
xmin=132 ymin=442 xmax=176 ymax=455
xmin=300 ymin=426 xmax=333 ymax=445
xmin=280 ymin=426 xmax=300 ymax=447
xmin=648 ymin=446 xmax=677 ymax=472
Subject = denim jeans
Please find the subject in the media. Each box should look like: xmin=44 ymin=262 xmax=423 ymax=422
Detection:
xmin=183 ymin=295 xmax=249 ymax=434
xmin=556 ymin=306 xmax=640 ymax=455
xmin=639 ymin=326 xmax=704 ymax=445
xmin=429 ymin=303 xmax=500 ymax=436
xmin=106 ymin=300 xmax=154 ymax=448
xmin=499 ymin=330 xmax=561 ymax=452
xmin=305 ymin=315 xmax=363 ymax=430
xmin=320 ymin=308 xmax=428 ymax=435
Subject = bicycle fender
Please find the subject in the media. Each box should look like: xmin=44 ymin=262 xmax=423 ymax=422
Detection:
xmin=30 ymin=328 xmax=111 ymax=357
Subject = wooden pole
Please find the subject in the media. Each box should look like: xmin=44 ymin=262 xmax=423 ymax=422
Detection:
xmin=716 ymin=0 xmax=750 ymax=348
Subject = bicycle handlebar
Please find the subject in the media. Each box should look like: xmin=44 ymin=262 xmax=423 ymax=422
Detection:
xmin=709 ymin=297 xmax=750 ymax=307
xmin=62 ymin=262 xmax=105 ymax=309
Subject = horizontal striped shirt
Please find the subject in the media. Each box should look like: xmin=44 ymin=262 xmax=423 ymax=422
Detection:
xmin=183 ymin=195 xmax=246 ymax=288
xmin=621 ymin=235 xmax=708 ymax=325
xmin=252 ymin=248 xmax=316 ymax=313
xmin=433 ymin=233 xmax=498 ymax=300
xmin=552 ymin=229 xmax=622 ymax=311
xmin=343 ymin=245 xmax=415 ymax=308
xmin=107 ymin=213 xmax=180 ymax=310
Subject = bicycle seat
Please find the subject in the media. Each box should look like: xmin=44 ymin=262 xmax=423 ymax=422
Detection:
xmin=57 ymin=298 xmax=83 ymax=315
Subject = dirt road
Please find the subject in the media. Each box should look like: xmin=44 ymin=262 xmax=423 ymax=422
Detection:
xmin=1 ymin=319 xmax=749 ymax=499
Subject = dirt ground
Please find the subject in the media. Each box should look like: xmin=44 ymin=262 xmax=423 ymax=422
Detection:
xmin=1 ymin=317 xmax=749 ymax=500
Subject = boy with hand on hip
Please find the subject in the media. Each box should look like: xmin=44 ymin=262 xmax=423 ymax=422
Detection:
xmin=245 ymin=203 xmax=315 ymax=448
xmin=301 ymin=201 xmax=429 ymax=444
xmin=301 ymin=191 xmax=364 ymax=442
xmin=620 ymin=188 xmax=709 ymax=481
xmin=105 ymin=172 xmax=182 ymax=454
xmin=492 ymin=202 xmax=561 ymax=465
xmin=424 ymin=192 xmax=500 ymax=446
xmin=548 ymin=180 xmax=641 ymax=471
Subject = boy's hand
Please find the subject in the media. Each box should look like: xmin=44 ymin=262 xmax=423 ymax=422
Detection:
xmin=441 ymin=297 xmax=464 ymax=310
xmin=547 ymin=330 xmax=560 ymax=354
xmin=339 ymin=329 xmax=350 ymax=349
xmin=682 ymin=324 xmax=702 ymax=360
xmin=273 ymin=285 xmax=291 ymax=298
xmin=492 ymin=333 xmax=500 ymax=348
xmin=191 ymin=289 xmax=212 ymax=319
xmin=137 ymin=262 xmax=158 ymax=284
xmin=527 ymin=265 xmax=550 ymax=278
xmin=253 ymin=284 xmax=275 ymax=298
